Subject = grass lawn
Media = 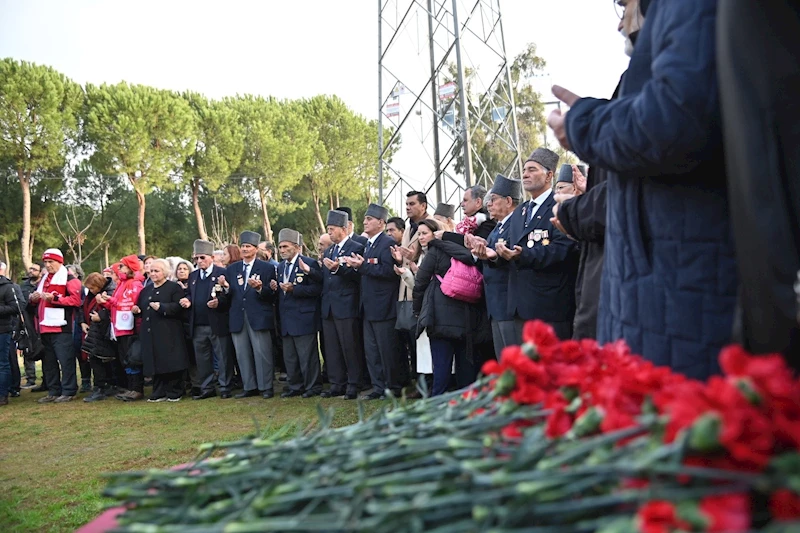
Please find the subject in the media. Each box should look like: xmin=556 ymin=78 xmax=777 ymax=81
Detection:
xmin=0 ymin=359 xmax=385 ymax=532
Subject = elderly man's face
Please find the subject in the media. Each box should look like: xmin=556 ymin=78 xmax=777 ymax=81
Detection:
xmin=555 ymin=182 xmax=576 ymax=195
xmin=522 ymin=161 xmax=551 ymax=194
xmin=461 ymin=189 xmax=482 ymax=217
xmin=43 ymin=259 xmax=60 ymax=275
xmin=278 ymin=242 xmax=300 ymax=261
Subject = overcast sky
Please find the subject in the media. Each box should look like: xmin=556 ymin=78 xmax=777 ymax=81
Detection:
xmin=0 ymin=0 xmax=629 ymax=209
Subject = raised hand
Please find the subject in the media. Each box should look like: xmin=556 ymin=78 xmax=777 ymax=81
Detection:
xmin=322 ymin=257 xmax=338 ymax=271
xmin=297 ymin=258 xmax=311 ymax=274
xmin=572 ymin=164 xmax=587 ymax=195
xmin=218 ymin=275 xmax=229 ymax=289
xmin=390 ymin=245 xmax=404 ymax=263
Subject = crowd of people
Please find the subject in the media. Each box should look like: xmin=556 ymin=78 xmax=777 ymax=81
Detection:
xmin=0 ymin=161 xmax=586 ymax=406
xmin=1 ymin=0 xmax=799 ymax=407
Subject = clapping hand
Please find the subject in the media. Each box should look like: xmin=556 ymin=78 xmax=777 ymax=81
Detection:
xmin=322 ymin=257 xmax=338 ymax=271
xmin=217 ymin=275 xmax=229 ymax=289
xmin=471 ymin=239 xmax=497 ymax=260
xmin=269 ymin=279 xmax=278 ymax=291
xmin=345 ymin=253 xmax=364 ymax=269
xmin=408 ymin=261 xmax=419 ymax=274
xmin=547 ymin=85 xmax=581 ymax=150
xmin=89 ymin=310 xmax=101 ymax=323
xmin=247 ymin=277 xmax=263 ymax=292
xmin=279 ymin=282 xmax=294 ymax=293
xmin=495 ymin=242 xmax=522 ymax=261
xmin=572 ymin=164 xmax=587 ymax=194
xmin=393 ymin=264 xmax=407 ymax=276
xmin=390 ymin=245 xmax=404 ymax=264
xmin=131 ymin=305 xmax=141 ymax=314
xmin=179 ymin=297 xmax=191 ymax=309
xmin=149 ymin=302 xmax=160 ymax=311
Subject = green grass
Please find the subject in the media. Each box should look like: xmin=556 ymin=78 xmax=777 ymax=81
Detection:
xmin=0 ymin=360 xmax=384 ymax=532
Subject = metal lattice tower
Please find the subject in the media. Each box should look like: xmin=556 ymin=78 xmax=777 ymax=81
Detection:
xmin=378 ymin=0 xmax=522 ymax=214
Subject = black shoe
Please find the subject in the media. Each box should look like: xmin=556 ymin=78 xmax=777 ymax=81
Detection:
xmin=220 ymin=392 xmax=232 ymax=399
xmin=302 ymin=390 xmax=319 ymax=399
xmin=192 ymin=390 xmax=217 ymax=400
xmin=280 ymin=390 xmax=303 ymax=398
xmin=234 ymin=389 xmax=259 ymax=399
xmin=344 ymin=392 xmax=358 ymax=400
xmin=190 ymin=387 xmax=201 ymax=397
xmin=83 ymin=388 xmax=108 ymax=403
xmin=320 ymin=390 xmax=345 ymax=398
xmin=276 ymin=373 xmax=288 ymax=383
xmin=261 ymin=391 xmax=274 ymax=399
xmin=361 ymin=391 xmax=384 ymax=400
xmin=30 ymin=385 xmax=48 ymax=393
xmin=80 ymin=381 xmax=92 ymax=394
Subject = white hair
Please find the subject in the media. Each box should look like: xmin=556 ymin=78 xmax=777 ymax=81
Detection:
xmin=167 ymin=257 xmax=194 ymax=282
xmin=149 ymin=258 xmax=171 ymax=279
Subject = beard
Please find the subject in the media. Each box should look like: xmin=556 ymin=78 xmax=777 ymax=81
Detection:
xmin=620 ymin=28 xmax=639 ymax=57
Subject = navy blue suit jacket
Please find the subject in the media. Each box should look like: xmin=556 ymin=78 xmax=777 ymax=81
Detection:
xmin=219 ymin=259 xmax=278 ymax=333
xmin=358 ymin=232 xmax=399 ymax=322
xmin=500 ymin=192 xmax=578 ymax=323
xmin=317 ymin=237 xmax=364 ymax=320
xmin=482 ymin=221 xmax=513 ymax=321
xmin=276 ymin=255 xmax=322 ymax=337
xmin=187 ymin=265 xmax=230 ymax=337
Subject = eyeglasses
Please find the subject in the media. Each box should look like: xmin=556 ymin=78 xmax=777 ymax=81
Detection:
xmin=194 ymin=255 xmax=207 ymax=260
xmin=614 ymin=0 xmax=625 ymax=20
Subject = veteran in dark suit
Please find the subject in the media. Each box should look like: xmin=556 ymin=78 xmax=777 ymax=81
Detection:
xmin=270 ymin=228 xmax=323 ymax=398
xmin=179 ymin=239 xmax=236 ymax=400
xmin=487 ymin=149 xmax=578 ymax=341
xmin=472 ymin=174 xmax=523 ymax=357
xmin=309 ymin=210 xmax=367 ymax=399
xmin=344 ymin=203 xmax=402 ymax=399
xmin=216 ymin=230 xmax=279 ymax=399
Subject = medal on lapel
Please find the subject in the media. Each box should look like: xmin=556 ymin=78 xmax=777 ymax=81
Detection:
xmin=295 ymin=274 xmax=304 ymax=284
xmin=211 ymin=284 xmax=222 ymax=298
xmin=496 ymin=238 xmax=506 ymax=247
xmin=542 ymin=230 xmax=550 ymax=246
xmin=237 ymin=274 xmax=244 ymax=286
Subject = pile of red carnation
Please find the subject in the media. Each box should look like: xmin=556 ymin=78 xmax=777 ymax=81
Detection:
xmin=479 ymin=320 xmax=800 ymax=532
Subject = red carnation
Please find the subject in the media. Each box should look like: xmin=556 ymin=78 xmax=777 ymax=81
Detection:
xmin=699 ymin=493 xmax=751 ymax=532
xmin=522 ymin=320 xmax=559 ymax=351
xmin=770 ymin=489 xmax=800 ymax=520
xmin=545 ymin=406 xmax=572 ymax=439
xmin=636 ymin=500 xmax=689 ymax=533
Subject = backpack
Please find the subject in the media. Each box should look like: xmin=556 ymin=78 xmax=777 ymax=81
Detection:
xmin=436 ymin=257 xmax=483 ymax=303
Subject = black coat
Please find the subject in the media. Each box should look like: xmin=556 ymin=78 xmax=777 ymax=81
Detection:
xmin=558 ymin=179 xmax=607 ymax=340
xmin=185 ymin=266 xmax=231 ymax=337
xmin=314 ymin=237 xmax=364 ymax=320
xmin=137 ymin=280 xmax=189 ymax=376
xmin=358 ymin=232 xmax=400 ymax=322
xmin=276 ymin=255 xmax=323 ymax=337
xmin=0 ymin=277 xmax=22 ymax=335
xmin=80 ymin=279 xmax=117 ymax=361
xmin=412 ymin=240 xmax=491 ymax=343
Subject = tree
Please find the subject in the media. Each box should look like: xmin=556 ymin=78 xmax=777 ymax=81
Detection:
xmin=449 ymin=43 xmax=552 ymax=181
xmin=230 ymin=96 xmax=315 ymax=242
xmin=301 ymin=95 xmax=373 ymax=232
xmin=84 ymin=82 xmax=197 ymax=254
xmin=0 ymin=58 xmax=83 ymax=268
xmin=182 ymin=93 xmax=244 ymax=240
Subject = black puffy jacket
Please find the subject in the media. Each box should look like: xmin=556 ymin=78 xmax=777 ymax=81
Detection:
xmin=0 ymin=277 xmax=23 ymax=335
xmin=80 ymin=279 xmax=116 ymax=360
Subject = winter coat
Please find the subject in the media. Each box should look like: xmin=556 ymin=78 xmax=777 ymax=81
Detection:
xmin=0 ymin=277 xmax=23 ymax=335
xmin=565 ymin=0 xmax=737 ymax=379
xmin=412 ymin=239 xmax=491 ymax=344
xmin=80 ymin=279 xmax=117 ymax=361
xmin=137 ymin=280 xmax=189 ymax=376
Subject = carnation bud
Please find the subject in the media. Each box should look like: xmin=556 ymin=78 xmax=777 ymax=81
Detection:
xmin=493 ymin=370 xmax=517 ymax=396
xmin=571 ymin=406 xmax=603 ymax=438
xmin=734 ymin=377 xmax=762 ymax=406
xmin=521 ymin=342 xmax=539 ymax=361
xmin=688 ymin=413 xmax=722 ymax=453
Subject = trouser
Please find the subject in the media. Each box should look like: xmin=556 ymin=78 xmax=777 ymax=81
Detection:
xmin=41 ymin=332 xmax=77 ymax=397
xmin=74 ymin=329 xmax=90 ymax=385
xmin=9 ymin=338 xmax=20 ymax=392
xmin=192 ymin=326 xmax=235 ymax=393
xmin=428 ymin=337 xmax=474 ymax=396
xmin=0 ymin=333 xmax=10 ymax=398
xmin=396 ymin=327 xmax=416 ymax=386
xmin=363 ymin=318 xmax=402 ymax=395
xmin=282 ymin=333 xmax=322 ymax=394
xmin=491 ymin=319 xmax=517 ymax=359
xmin=23 ymin=353 xmax=36 ymax=384
xmin=88 ymin=354 xmax=114 ymax=389
xmin=152 ymin=371 xmax=184 ymax=400
xmin=514 ymin=318 xmax=571 ymax=345
xmin=717 ymin=0 xmax=800 ymax=365
xmin=322 ymin=317 xmax=366 ymax=395
xmin=231 ymin=312 xmax=274 ymax=393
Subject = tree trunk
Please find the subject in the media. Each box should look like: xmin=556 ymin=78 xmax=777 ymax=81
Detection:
xmin=335 ymin=191 xmax=341 ymax=207
xmin=104 ymin=243 xmax=109 ymax=269
xmin=257 ymin=182 xmax=273 ymax=243
xmin=18 ymin=170 xmax=33 ymax=269
xmin=134 ymin=186 xmax=147 ymax=255
xmin=3 ymin=239 xmax=11 ymax=279
xmin=192 ymin=176 xmax=208 ymax=240
xmin=329 ymin=192 xmax=334 ymax=211
xmin=310 ymin=180 xmax=326 ymax=233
